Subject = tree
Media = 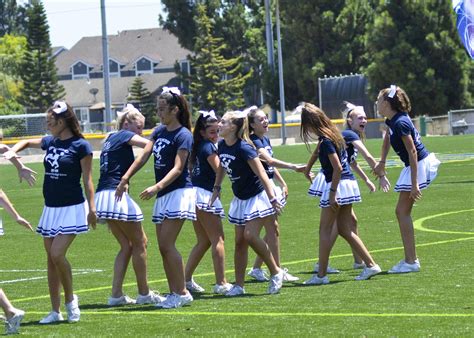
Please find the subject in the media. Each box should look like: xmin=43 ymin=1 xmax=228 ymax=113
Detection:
xmin=127 ymin=76 xmax=157 ymax=128
xmin=189 ymin=4 xmax=251 ymax=113
xmin=364 ymin=0 xmax=472 ymax=116
xmin=0 ymin=0 xmax=28 ymax=37
xmin=20 ymin=0 xmax=64 ymax=113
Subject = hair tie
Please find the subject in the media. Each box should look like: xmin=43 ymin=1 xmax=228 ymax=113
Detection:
xmin=52 ymin=101 xmax=67 ymax=114
xmin=388 ymin=85 xmax=397 ymax=98
xmin=161 ymin=86 xmax=181 ymax=96
xmin=199 ymin=110 xmax=216 ymax=119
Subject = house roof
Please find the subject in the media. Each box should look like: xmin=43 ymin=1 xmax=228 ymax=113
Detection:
xmin=55 ymin=28 xmax=190 ymax=75
xmin=61 ymin=72 xmax=177 ymax=108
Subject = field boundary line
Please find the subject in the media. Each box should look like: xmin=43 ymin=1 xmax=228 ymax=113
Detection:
xmin=413 ymin=209 xmax=474 ymax=235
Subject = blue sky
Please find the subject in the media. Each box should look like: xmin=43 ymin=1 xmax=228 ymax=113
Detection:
xmin=40 ymin=0 xmax=165 ymax=49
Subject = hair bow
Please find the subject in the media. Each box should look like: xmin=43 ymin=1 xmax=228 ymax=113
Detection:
xmin=388 ymin=85 xmax=397 ymax=98
xmin=234 ymin=110 xmax=249 ymax=119
xmin=162 ymin=86 xmax=181 ymax=96
xmin=117 ymin=103 xmax=136 ymax=118
xmin=295 ymin=104 xmax=304 ymax=114
xmin=199 ymin=110 xmax=216 ymax=119
xmin=345 ymin=102 xmax=365 ymax=114
xmin=52 ymin=101 xmax=67 ymax=114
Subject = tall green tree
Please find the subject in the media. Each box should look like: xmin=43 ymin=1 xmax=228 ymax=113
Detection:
xmin=189 ymin=4 xmax=251 ymax=113
xmin=127 ymin=76 xmax=157 ymax=128
xmin=364 ymin=0 xmax=472 ymax=116
xmin=0 ymin=0 xmax=28 ymax=37
xmin=20 ymin=0 xmax=64 ymax=112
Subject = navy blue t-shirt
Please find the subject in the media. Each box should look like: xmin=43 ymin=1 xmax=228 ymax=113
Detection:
xmin=97 ymin=130 xmax=135 ymax=192
xmin=250 ymin=134 xmax=275 ymax=179
xmin=151 ymin=125 xmax=193 ymax=197
xmin=318 ymin=137 xmax=354 ymax=183
xmin=218 ymin=139 xmax=263 ymax=200
xmin=385 ymin=112 xmax=429 ymax=167
xmin=41 ymin=136 xmax=92 ymax=207
xmin=191 ymin=140 xmax=218 ymax=192
xmin=342 ymin=129 xmax=360 ymax=164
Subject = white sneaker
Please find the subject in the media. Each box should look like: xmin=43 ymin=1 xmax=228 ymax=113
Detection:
xmin=303 ymin=274 xmax=330 ymax=285
xmin=136 ymin=290 xmax=166 ymax=305
xmin=39 ymin=311 xmax=64 ymax=324
xmin=186 ymin=277 xmax=205 ymax=293
xmin=65 ymin=294 xmax=80 ymax=323
xmin=282 ymin=268 xmax=299 ymax=282
xmin=353 ymin=262 xmax=366 ymax=269
xmin=247 ymin=268 xmax=269 ymax=281
xmin=313 ymin=262 xmax=340 ymax=274
xmin=225 ymin=284 xmax=245 ymax=297
xmin=107 ymin=294 xmax=136 ymax=306
xmin=5 ymin=309 xmax=24 ymax=334
xmin=355 ymin=264 xmax=382 ymax=280
xmin=213 ymin=283 xmax=233 ymax=295
xmin=388 ymin=259 xmax=420 ymax=274
xmin=267 ymin=269 xmax=284 ymax=294
xmin=158 ymin=292 xmax=193 ymax=309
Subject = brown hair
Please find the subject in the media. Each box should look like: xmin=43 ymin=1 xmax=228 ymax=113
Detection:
xmin=300 ymin=102 xmax=344 ymax=153
xmin=224 ymin=111 xmax=254 ymax=147
xmin=246 ymin=106 xmax=264 ymax=133
xmin=378 ymin=86 xmax=412 ymax=115
xmin=47 ymin=102 xmax=84 ymax=138
xmin=190 ymin=112 xmax=219 ymax=167
xmin=159 ymin=91 xmax=192 ymax=131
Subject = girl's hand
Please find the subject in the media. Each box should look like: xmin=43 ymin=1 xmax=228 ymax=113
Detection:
xmin=88 ymin=211 xmax=97 ymax=230
xmin=365 ymin=179 xmax=376 ymax=193
xmin=378 ymin=175 xmax=391 ymax=192
xmin=140 ymin=185 xmax=159 ymax=200
xmin=329 ymin=192 xmax=339 ymax=211
xmin=303 ymin=168 xmax=314 ymax=183
xmin=372 ymin=161 xmax=386 ymax=177
xmin=410 ymin=184 xmax=422 ymax=201
xmin=281 ymin=185 xmax=288 ymax=199
xmin=271 ymin=198 xmax=283 ymax=216
xmin=294 ymin=164 xmax=307 ymax=173
xmin=19 ymin=166 xmax=37 ymax=187
xmin=209 ymin=189 xmax=220 ymax=207
xmin=115 ymin=179 xmax=129 ymax=201
xmin=16 ymin=216 xmax=33 ymax=232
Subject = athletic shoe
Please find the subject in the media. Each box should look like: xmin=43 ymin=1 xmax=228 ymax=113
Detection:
xmin=107 ymin=295 xmax=136 ymax=306
xmin=158 ymin=293 xmax=193 ymax=309
xmin=136 ymin=290 xmax=166 ymax=305
xmin=282 ymin=268 xmax=299 ymax=282
xmin=213 ymin=283 xmax=233 ymax=295
xmin=5 ymin=309 xmax=24 ymax=335
xmin=186 ymin=277 xmax=205 ymax=293
xmin=303 ymin=274 xmax=330 ymax=285
xmin=267 ymin=269 xmax=284 ymax=294
xmin=313 ymin=262 xmax=340 ymax=274
xmin=388 ymin=259 xmax=420 ymax=274
xmin=355 ymin=264 xmax=382 ymax=280
xmin=353 ymin=262 xmax=366 ymax=269
xmin=65 ymin=294 xmax=80 ymax=323
xmin=247 ymin=268 xmax=269 ymax=281
xmin=39 ymin=311 xmax=64 ymax=324
xmin=225 ymin=285 xmax=245 ymax=297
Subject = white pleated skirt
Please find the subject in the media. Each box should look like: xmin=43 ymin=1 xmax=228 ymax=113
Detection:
xmin=270 ymin=179 xmax=287 ymax=208
xmin=95 ymin=189 xmax=144 ymax=222
xmin=37 ymin=201 xmax=89 ymax=237
xmin=195 ymin=187 xmax=225 ymax=218
xmin=228 ymin=190 xmax=275 ymax=226
xmin=152 ymin=188 xmax=197 ymax=224
xmin=319 ymin=179 xmax=361 ymax=208
xmin=395 ymin=153 xmax=440 ymax=192
xmin=308 ymin=170 xmax=327 ymax=197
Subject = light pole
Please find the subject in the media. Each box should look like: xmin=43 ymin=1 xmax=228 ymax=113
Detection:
xmin=100 ymin=0 xmax=112 ymax=132
xmin=275 ymin=0 xmax=286 ymax=145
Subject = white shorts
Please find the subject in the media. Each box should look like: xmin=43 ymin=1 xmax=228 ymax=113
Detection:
xmin=194 ymin=187 xmax=225 ymax=218
xmin=308 ymin=170 xmax=327 ymax=197
xmin=228 ymin=190 xmax=275 ymax=226
xmin=319 ymin=179 xmax=361 ymax=208
xmin=152 ymin=188 xmax=196 ymax=224
xmin=395 ymin=153 xmax=440 ymax=192
xmin=95 ymin=189 xmax=144 ymax=222
xmin=38 ymin=201 xmax=89 ymax=237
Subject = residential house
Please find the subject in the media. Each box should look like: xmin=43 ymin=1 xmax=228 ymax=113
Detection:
xmin=54 ymin=28 xmax=191 ymax=132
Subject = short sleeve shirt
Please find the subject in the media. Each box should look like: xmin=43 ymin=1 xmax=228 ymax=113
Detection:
xmin=191 ymin=140 xmax=218 ymax=192
xmin=342 ymin=129 xmax=360 ymax=164
xmin=250 ymin=134 xmax=275 ymax=179
xmin=318 ymin=137 xmax=354 ymax=183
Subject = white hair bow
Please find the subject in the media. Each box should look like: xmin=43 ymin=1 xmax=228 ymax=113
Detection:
xmin=345 ymin=102 xmax=365 ymax=114
xmin=117 ymin=104 xmax=136 ymax=118
xmin=162 ymin=86 xmax=181 ymax=96
xmin=295 ymin=104 xmax=304 ymax=114
xmin=234 ymin=110 xmax=249 ymax=119
xmin=52 ymin=101 xmax=67 ymax=114
xmin=388 ymin=85 xmax=397 ymax=98
xmin=199 ymin=110 xmax=216 ymax=119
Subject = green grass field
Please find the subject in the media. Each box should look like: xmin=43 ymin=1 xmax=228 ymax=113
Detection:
xmin=1 ymin=135 xmax=473 ymax=336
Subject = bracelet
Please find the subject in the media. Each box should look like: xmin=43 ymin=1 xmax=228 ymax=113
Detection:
xmin=270 ymin=197 xmax=277 ymax=203
xmin=330 ymin=188 xmax=336 ymax=193
xmin=213 ymin=186 xmax=221 ymax=192
xmin=379 ymin=160 xmax=386 ymax=163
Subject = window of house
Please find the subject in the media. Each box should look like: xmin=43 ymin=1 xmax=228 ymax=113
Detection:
xmin=136 ymin=57 xmax=153 ymax=75
xmin=109 ymin=59 xmax=120 ymax=78
xmin=72 ymin=61 xmax=89 ymax=79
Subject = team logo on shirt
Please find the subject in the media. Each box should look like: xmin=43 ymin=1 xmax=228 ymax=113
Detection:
xmin=153 ymin=138 xmax=170 ymax=167
xmin=45 ymin=146 xmax=69 ymax=178
xmin=220 ymin=154 xmax=240 ymax=182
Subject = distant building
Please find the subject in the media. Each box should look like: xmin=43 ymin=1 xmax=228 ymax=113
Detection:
xmin=54 ymin=28 xmax=191 ymax=132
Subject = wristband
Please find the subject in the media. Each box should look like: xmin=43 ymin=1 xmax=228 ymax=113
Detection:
xmin=213 ymin=186 xmax=221 ymax=192
xmin=270 ymin=197 xmax=277 ymax=203
xmin=330 ymin=188 xmax=336 ymax=193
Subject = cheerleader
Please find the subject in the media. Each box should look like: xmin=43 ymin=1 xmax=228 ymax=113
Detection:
xmin=299 ymin=103 xmax=381 ymax=284
xmin=373 ymin=85 xmax=440 ymax=273
xmin=210 ymin=110 xmax=284 ymax=296
xmin=95 ymin=104 xmax=163 ymax=306
xmin=116 ymin=87 xmax=195 ymax=309
xmin=184 ymin=110 xmax=232 ymax=295
xmin=11 ymin=101 xmax=97 ymax=323
xmin=245 ymin=106 xmax=303 ymax=283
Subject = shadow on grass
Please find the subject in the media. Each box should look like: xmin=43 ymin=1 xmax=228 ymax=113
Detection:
xmin=19 ymin=319 xmax=69 ymax=328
